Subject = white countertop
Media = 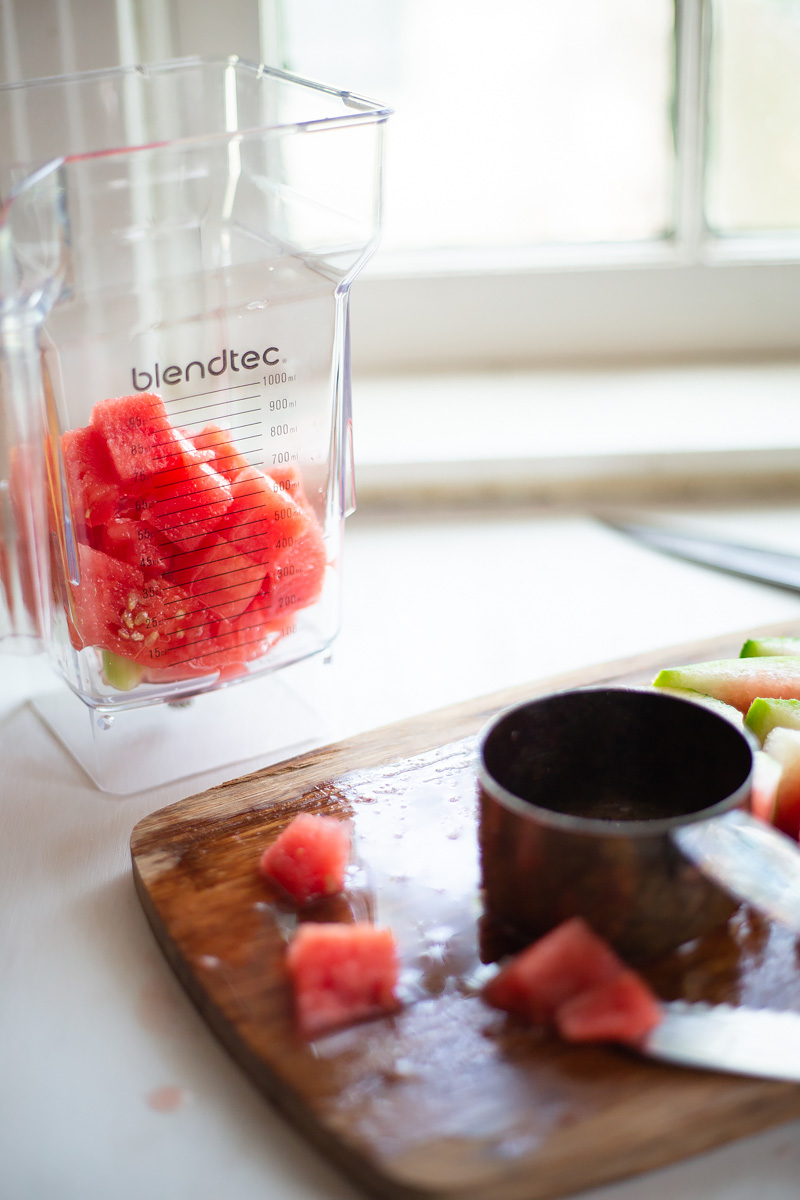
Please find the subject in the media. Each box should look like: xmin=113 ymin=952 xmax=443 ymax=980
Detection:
xmin=5 ymin=502 xmax=800 ymax=1200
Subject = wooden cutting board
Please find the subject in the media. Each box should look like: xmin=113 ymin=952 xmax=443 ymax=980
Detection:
xmin=131 ymin=621 xmax=800 ymax=1200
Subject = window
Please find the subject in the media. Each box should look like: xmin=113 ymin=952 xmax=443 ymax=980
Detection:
xmin=2 ymin=0 xmax=800 ymax=370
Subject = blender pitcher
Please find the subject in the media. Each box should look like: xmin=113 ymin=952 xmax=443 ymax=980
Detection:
xmin=0 ymin=57 xmax=391 ymax=792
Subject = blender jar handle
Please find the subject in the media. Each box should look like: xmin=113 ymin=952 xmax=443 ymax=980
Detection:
xmin=0 ymin=321 xmax=50 ymax=650
xmin=1 ymin=163 xmax=69 ymax=651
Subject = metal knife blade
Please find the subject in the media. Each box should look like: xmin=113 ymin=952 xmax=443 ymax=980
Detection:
xmin=672 ymin=809 xmax=800 ymax=933
xmin=604 ymin=519 xmax=800 ymax=593
xmin=643 ymin=1001 xmax=800 ymax=1081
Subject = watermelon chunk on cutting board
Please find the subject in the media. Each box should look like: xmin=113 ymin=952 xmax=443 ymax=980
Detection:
xmin=483 ymin=918 xmax=627 ymax=1024
xmin=260 ymin=813 xmax=351 ymax=904
xmin=286 ymin=922 xmax=400 ymax=1038
xmin=483 ymin=918 xmax=662 ymax=1047
xmin=556 ymin=972 xmax=663 ymax=1044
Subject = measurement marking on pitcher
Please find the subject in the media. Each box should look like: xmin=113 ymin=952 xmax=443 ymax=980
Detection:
xmin=163 ymin=408 xmax=262 ymax=430
xmin=159 ymin=381 xmax=260 ymax=402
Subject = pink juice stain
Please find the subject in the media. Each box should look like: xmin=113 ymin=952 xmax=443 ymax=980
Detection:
xmin=145 ymin=1084 xmax=190 ymax=1113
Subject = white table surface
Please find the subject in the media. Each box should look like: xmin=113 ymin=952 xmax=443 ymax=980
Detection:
xmin=5 ymin=503 xmax=800 ymax=1200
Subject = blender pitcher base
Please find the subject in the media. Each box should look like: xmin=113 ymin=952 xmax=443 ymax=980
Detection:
xmin=31 ymin=670 xmax=329 ymax=794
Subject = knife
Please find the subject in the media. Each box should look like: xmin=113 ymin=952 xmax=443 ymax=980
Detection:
xmin=643 ymin=1000 xmax=800 ymax=1081
xmin=672 ymin=809 xmax=800 ymax=933
xmin=604 ymin=519 xmax=800 ymax=593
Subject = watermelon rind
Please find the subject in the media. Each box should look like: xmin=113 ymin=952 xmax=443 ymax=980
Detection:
xmin=101 ymin=649 xmax=145 ymax=691
xmin=745 ymin=697 xmax=800 ymax=745
xmin=653 ymin=657 xmax=800 ymax=713
xmin=741 ymin=637 xmax=800 ymax=659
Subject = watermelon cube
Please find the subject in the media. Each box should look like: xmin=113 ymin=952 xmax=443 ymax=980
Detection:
xmin=188 ymin=423 xmax=251 ymax=479
xmin=482 ymin=918 xmax=626 ymax=1024
xmin=144 ymin=459 xmax=233 ymax=550
xmin=91 ymin=393 xmax=210 ymax=480
xmin=270 ymin=523 xmax=327 ymax=617
xmin=555 ymin=971 xmax=662 ymax=1045
xmin=260 ymin=813 xmax=351 ymax=903
xmin=216 ymin=466 xmax=311 ymax=565
xmin=168 ymin=536 xmax=268 ymax=622
xmin=61 ymin=425 xmax=122 ymax=528
xmin=285 ymin=922 xmax=400 ymax=1038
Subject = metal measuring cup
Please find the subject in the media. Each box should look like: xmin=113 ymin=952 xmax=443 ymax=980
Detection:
xmin=478 ymin=687 xmax=800 ymax=963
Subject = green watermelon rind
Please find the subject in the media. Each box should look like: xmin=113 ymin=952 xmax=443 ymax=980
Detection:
xmin=745 ymin=697 xmax=800 ymax=745
xmin=741 ymin=637 xmax=800 ymax=659
xmin=653 ymin=657 xmax=800 ymax=713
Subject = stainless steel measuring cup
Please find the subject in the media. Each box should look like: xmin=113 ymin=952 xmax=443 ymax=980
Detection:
xmin=478 ymin=687 xmax=800 ymax=962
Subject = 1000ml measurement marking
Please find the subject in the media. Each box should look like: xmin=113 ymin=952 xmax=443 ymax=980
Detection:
xmin=265 ymin=373 xmax=295 ymax=385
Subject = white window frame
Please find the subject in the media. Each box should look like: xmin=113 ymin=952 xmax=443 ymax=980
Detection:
xmin=349 ymin=0 xmax=800 ymax=371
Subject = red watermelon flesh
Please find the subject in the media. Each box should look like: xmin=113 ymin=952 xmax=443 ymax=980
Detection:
xmin=210 ymin=593 xmax=280 ymax=660
xmin=268 ymin=462 xmax=308 ymax=504
xmin=61 ymin=426 xmax=122 ymax=529
xmin=271 ymin=523 xmax=327 ymax=618
xmin=68 ymin=543 xmax=206 ymax=666
xmin=143 ymin=459 xmax=232 ymax=551
xmin=91 ymin=393 xmax=210 ymax=480
xmin=216 ymin=466 xmax=311 ymax=564
xmin=164 ymin=535 xmax=268 ymax=622
xmin=482 ymin=917 xmax=626 ymax=1023
xmin=97 ymin=516 xmax=169 ymax=574
xmin=61 ymin=393 xmax=329 ymax=687
xmin=285 ymin=922 xmax=400 ymax=1039
xmin=188 ymin=423 xmax=250 ymax=479
xmin=761 ymin=728 xmax=800 ymax=838
xmin=260 ymin=812 xmax=352 ymax=903
xmin=555 ymin=972 xmax=662 ymax=1045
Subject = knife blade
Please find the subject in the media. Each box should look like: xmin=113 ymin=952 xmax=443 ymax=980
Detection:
xmin=604 ymin=519 xmax=800 ymax=593
xmin=643 ymin=1001 xmax=800 ymax=1081
xmin=672 ymin=809 xmax=800 ymax=933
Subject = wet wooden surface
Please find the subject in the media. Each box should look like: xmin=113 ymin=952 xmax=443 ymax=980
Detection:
xmin=131 ymin=620 xmax=800 ymax=1200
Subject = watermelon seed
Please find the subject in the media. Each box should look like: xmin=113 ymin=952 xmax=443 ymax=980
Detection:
xmin=133 ymin=612 xmax=149 ymax=626
xmin=130 ymin=631 xmax=145 ymax=642
xmin=126 ymin=592 xmax=138 ymax=611
xmin=145 ymin=632 xmax=159 ymax=648
xmin=118 ymin=628 xmax=131 ymax=639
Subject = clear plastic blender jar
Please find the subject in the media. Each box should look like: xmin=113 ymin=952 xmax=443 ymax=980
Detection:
xmin=0 ymin=57 xmax=391 ymax=791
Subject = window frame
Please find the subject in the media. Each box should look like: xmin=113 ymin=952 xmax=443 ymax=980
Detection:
xmin=4 ymin=0 xmax=800 ymax=371
xmin=347 ymin=0 xmax=800 ymax=371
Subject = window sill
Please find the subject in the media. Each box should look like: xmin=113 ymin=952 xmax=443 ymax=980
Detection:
xmin=351 ymin=361 xmax=800 ymax=509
